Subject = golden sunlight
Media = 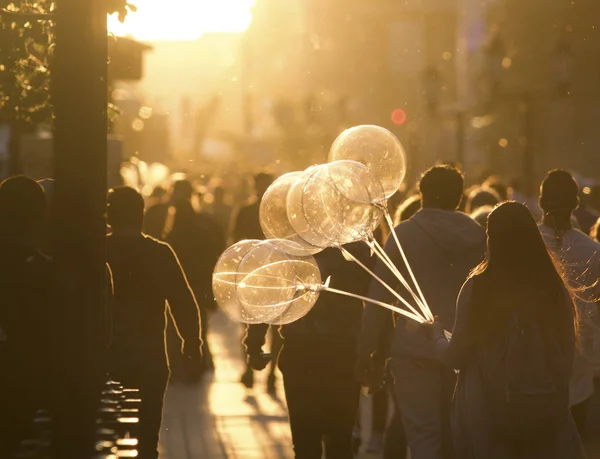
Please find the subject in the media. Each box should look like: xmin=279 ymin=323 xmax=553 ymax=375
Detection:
xmin=108 ymin=0 xmax=255 ymax=41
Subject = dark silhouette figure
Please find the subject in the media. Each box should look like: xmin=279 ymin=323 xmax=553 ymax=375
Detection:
xmin=245 ymin=243 xmax=372 ymax=459
xmin=165 ymin=185 xmax=225 ymax=372
xmin=233 ymin=173 xmax=281 ymax=393
xmin=210 ymin=186 xmax=233 ymax=242
xmin=357 ymin=165 xmax=486 ymax=459
xmin=538 ymin=170 xmax=600 ymax=439
xmin=106 ymin=187 xmax=203 ymax=459
xmin=429 ymin=202 xmax=584 ymax=458
xmin=464 ymin=186 xmax=501 ymax=215
xmin=0 ymin=176 xmax=54 ymax=456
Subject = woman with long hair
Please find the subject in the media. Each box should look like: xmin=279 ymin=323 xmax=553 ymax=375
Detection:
xmin=429 ymin=202 xmax=585 ymax=458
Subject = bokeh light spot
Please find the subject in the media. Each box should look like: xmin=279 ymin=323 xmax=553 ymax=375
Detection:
xmin=391 ymin=108 xmax=407 ymax=126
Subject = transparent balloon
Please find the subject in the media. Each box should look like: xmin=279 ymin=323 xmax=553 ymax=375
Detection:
xmin=302 ymin=160 xmax=385 ymax=246
xmin=329 ymin=125 xmax=407 ymax=198
xmin=213 ymin=239 xmax=284 ymax=324
xmin=237 ymin=240 xmax=321 ymax=324
xmin=286 ymin=165 xmax=332 ymax=248
xmin=260 ymin=171 xmax=324 ymax=256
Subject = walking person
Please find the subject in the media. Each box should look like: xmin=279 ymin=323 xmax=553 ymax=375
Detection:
xmin=428 ymin=201 xmax=585 ymax=458
xmin=0 ymin=177 xmax=56 ymax=456
xmin=166 ymin=181 xmax=224 ymax=372
xmin=245 ymin=243 xmax=372 ymax=459
xmin=356 ymin=165 xmax=486 ymax=459
xmin=538 ymin=170 xmax=600 ymax=438
xmin=106 ymin=187 xmax=203 ymax=459
xmin=233 ymin=173 xmax=282 ymax=393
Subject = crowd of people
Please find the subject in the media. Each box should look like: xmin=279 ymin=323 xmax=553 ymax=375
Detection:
xmin=0 ymin=162 xmax=599 ymax=459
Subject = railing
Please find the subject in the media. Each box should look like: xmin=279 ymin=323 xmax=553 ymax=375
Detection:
xmin=11 ymin=380 xmax=141 ymax=459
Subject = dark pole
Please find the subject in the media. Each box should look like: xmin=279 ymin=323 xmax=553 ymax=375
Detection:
xmin=52 ymin=0 xmax=107 ymax=455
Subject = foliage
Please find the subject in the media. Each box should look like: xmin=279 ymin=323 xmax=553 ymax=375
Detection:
xmin=0 ymin=0 xmax=135 ymax=126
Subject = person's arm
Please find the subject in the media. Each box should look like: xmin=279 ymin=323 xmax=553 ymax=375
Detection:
xmin=161 ymin=243 xmax=203 ymax=359
xmin=356 ymin=229 xmax=402 ymax=360
xmin=434 ymin=278 xmax=475 ymax=369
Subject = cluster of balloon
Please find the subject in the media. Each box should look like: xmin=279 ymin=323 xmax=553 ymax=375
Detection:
xmin=212 ymin=239 xmax=323 ymax=325
xmin=213 ymin=124 xmax=438 ymax=328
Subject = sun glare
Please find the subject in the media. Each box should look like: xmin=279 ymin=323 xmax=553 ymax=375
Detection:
xmin=108 ymin=0 xmax=255 ymax=41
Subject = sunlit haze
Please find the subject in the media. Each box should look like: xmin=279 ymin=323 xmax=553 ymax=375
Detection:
xmin=108 ymin=0 xmax=255 ymax=41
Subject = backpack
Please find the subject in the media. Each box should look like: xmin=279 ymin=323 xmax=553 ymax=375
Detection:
xmin=481 ymin=307 xmax=569 ymax=442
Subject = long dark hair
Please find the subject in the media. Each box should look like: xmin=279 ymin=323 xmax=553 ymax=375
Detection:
xmin=470 ymin=202 xmax=576 ymax=348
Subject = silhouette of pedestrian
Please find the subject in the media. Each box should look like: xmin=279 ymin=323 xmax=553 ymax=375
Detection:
xmin=357 ymin=165 xmax=486 ymax=459
xmin=539 ymin=170 xmax=600 ymax=438
xmin=166 ymin=183 xmax=224 ymax=371
xmin=429 ymin=202 xmax=585 ymax=458
xmin=0 ymin=176 xmax=54 ymax=456
xmin=245 ymin=243 xmax=372 ymax=458
xmin=106 ymin=186 xmax=203 ymax=459
xmin=233 ymin=173 xmax=282 ymax=393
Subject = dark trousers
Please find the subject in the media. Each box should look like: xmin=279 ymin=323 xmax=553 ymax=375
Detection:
xmin=384 ymin=384 xmax=408 ymax=459
xmin=279 ymin=340 xmax=360 ymax=459
xmin=111 ymin=363 xmax=169 ymax=459
xmin=390 ymin=356 xmax=456 ymax=459
xmin=571 ymin=396 xmax=591 ymax=438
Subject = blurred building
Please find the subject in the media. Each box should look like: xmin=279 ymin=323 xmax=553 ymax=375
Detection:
xmin=243 ymin=0 xmax=464 ymax=177
xmin=244 ymin=0 xmax=600 ymax=186
xmin=467 ymin=0 xmax=600 ymax=190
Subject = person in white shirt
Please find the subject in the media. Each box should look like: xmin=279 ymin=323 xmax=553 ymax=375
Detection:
xmin=539 ymin=169 xmax=600 ymax=436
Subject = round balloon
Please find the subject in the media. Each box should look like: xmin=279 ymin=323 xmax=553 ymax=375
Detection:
xmin=237 ymin=240 xmax=322 ymax=324
xmin=286 ymin=165 xmax=332 ymax=248
xmin=259 ymin=171 xmax=323 ymax=256
xmin=302 ymin=160 xmax=385 ymax=246
xmin=212 ymin=239 xmax=284 ymax=324
xmin=329 ymin=125 xmax=407 ymax=198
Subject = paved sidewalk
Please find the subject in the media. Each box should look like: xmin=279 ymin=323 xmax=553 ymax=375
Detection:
xmin=158 ymin=311 xmax=390 ymax=459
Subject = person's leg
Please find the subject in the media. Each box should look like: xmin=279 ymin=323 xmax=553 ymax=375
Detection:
xmin=280 ymin=349 xmax=323 ymax=459
xmin=267 ymin=327 xmax=284 ymax=393
xmin=131 ymin=371 xmax=169 ymax=459
xmin=383 ymin=384 xmax=408 ymax=459
xmin=571 ymin=397 xmax=592 ymax=438
xmin=322 ymin=378 xmax=361 ymax=459
xmin=367 ymin=385 xmax=388 ymax=452
xmin=390 ymin=356 xmax=446 ymax=459
xmin=440 ymin=365 xmax=456 ymax=459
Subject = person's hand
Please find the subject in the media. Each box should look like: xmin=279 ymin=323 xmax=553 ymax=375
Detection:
xmin=248 ymin=352 xmax=271 ymax=371
xmin=354 ymin=354 xmax=386 ymax=393
xmin=404 ymin=318 xmax=422 ymax=333
xmin=421 ymin=316 xmax=444 ymax=340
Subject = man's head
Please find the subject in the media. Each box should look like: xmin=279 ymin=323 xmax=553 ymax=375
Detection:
xmin=539 ymin=169 xmax=579 ymax=216
xmin=418 ymin=165 xmax=464 ymax=210
xmin=107 ymin=186 xmax=145 ymax=232
xmin=171 ymin=180 xmax=194 ymax=204
xmin=0 ymin=176 xmax=46 ymax=244
xmin=254 ymin=173 xmax=274 ymax=199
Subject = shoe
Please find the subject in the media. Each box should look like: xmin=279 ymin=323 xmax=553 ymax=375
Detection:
xmin=366 ymin=431 xmax=384 ymax=454
xmin=241 ymin=368 xmax=254 ymax=389
xmin=266 ymin=373 xmax=277 ymax=394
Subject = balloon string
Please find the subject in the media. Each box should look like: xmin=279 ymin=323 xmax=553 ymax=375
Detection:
xmin=368 ymin=237 xmax=427 ymax=313
xmin=339 ymin=246 xmax=427 ymax=322
xmin=321 ymin=286 xmax=424 ymax=323
xmin=384 ymin=212 xmax=434 ymax=321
